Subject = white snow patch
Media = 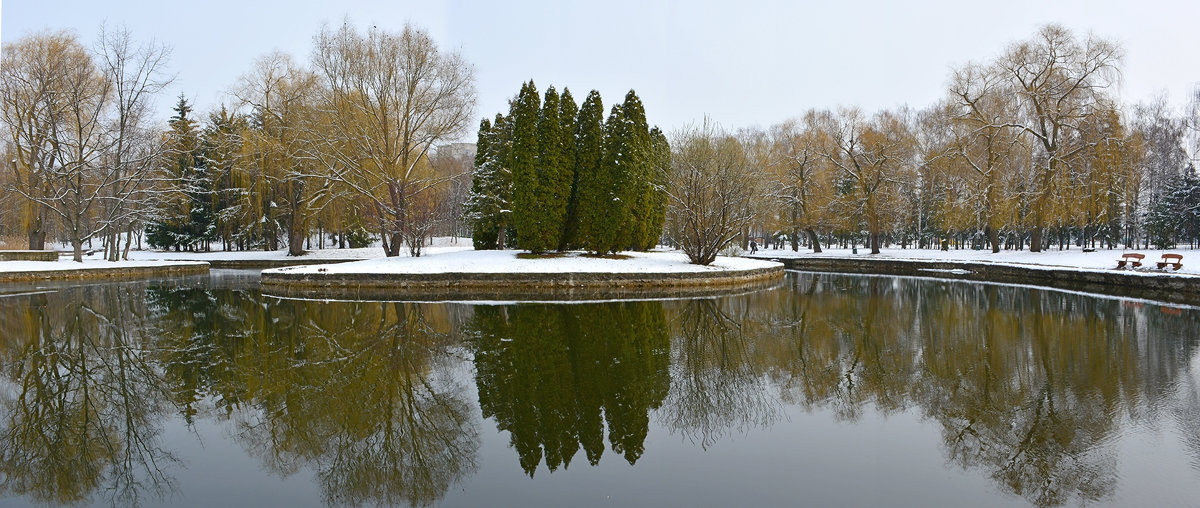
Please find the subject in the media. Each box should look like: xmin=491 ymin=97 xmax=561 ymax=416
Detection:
xmin=758 ymin=247 xmax=1200 ymax=276
xmin=265 ymin=249 xmax=781 ymax=276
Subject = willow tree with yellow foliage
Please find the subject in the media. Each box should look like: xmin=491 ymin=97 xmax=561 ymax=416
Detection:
xmin=311 ymin=22 xmax=476 ymax=257
xmin=233 ymin=52 xmax=332 ymax=256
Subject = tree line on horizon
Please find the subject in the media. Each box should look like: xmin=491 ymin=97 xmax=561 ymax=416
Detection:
xmin=4 ymin=22 xmax=1199 ymax=263
xmin=719 ymin=24 xmax=1200 ymax=254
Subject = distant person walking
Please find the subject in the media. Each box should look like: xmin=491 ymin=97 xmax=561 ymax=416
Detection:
xmin=750 ymin=240 xmax=758 ymax=254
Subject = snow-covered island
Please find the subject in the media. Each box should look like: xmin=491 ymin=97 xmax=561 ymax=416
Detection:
xmin=260 ymin=250 xmax=785 ymax=300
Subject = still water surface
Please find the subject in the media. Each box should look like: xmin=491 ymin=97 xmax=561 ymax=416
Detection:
xmin=1 ymin=270 xmax=1198 ymax=507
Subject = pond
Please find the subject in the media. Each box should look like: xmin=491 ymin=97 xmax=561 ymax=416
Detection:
xmin=1 ymin=270 xmax=1198 ymax=507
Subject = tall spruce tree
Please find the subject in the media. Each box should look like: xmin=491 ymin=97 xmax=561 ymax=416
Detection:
xmin=617 ymin=91 xmax=655 ymax=250
xmin=643 ymin=127 xmax=671 ymax=249
xmin=467 ymin=113 xmax=514 ymax=249
xmin=509 ymin=81 xmax=541 ymax=251
xmin=147 ymin=96 xmax=212 ymax=251
xmin=468 ymin=117 xmax=498 ymax=248
xmin=522 ymin=85 xmax=566 ymax=253
xmin=558 ymin=88 xmax=580 ymax=250
xmin=573 ymin=91 xmax=608 ymax=254
xmin=597 ymin=102 xmax=633 ymax=253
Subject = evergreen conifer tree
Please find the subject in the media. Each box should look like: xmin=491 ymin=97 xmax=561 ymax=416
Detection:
xmin=643 ymin=126 xmax=671 ymax=249
xmin=616 ymin=91 xmax=654 ymax=250
xmin=468 ymin=117 xmax=498 ymax=248
xmin=147 ymin=95 xmax=211 ymax=251
xmin=573 ymin=91 xmax=608 ymax=254
xmin=509 ymin=81 xmax=541 ymax=251
xmin=521 ymin=85 xmax=565 ymax=253
xmin=595 ymin=103 xmax=629 ymax=253
xmin=467 ymin=113 xmax=515 ymax=249
xmin=558 ymin=88 xmax=580 ymax=250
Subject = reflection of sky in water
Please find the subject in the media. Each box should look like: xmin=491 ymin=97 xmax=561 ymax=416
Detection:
xmin=1 ymin=271 xmax=1199 ymax=507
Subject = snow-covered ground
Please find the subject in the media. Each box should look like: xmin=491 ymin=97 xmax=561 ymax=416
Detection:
xmin=752 ymin=246 xmax=1200 ymax=275
xmin=81 ymin=236 xmax=473 ymax=262
xmin=266 ymin=250 xmax=780 ymax=275
xmin=0 ymin=237 xmax=474 ymax=273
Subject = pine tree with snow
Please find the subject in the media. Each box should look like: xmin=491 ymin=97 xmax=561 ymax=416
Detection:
xmin=147 ymin=95 xmax=212 ymax=251
xmin=509 ymin=81 xmax=542 ymax=252
xmin=467 ymin=113 xmax=515 ymax=249
xmin=573 ymin=91 xmax=608 ymax=254
xmin=468 ymin=117 xmax=498 ymax=248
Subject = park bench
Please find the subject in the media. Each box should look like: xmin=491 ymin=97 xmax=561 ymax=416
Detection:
xmin=1156 ymin=253 xmax=1183 ymax=270
xmin=1116 ymin=253 xmax=1145 ymax=269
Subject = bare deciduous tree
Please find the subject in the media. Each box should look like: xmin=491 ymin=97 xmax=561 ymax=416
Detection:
xmin=997 ymin=24 xmax=1122 ymax=251
xmin=666 ymin=119 xmax=761 ymax=265
xmin=311 ymin=21 xmax=476 ymax=257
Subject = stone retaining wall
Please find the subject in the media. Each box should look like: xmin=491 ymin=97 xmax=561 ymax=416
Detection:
xmin=0 ymin=250 xmax=58 ymax=261
xmin=758 ymin=256 xmax=1200 ymax=305
xmin=0 ymin=262 xmax=209 ymax=283
xmin=261 ymin=265 xmax=785 ymax=301
xmin=202 ymin=258 xmax=361 ymax=269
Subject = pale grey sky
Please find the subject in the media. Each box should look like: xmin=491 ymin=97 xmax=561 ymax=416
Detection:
xmin=3 ymin=0 xmax=1198 ymax=140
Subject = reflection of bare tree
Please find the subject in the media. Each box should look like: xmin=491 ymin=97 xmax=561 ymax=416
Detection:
xmin=749 ymin=272 xmax=1200 ymax=507
xmin=659 ymin=299 xmax=780 ymax=449
xmin=0 ymin=286 xmax=179 ymax=507
xmin=217 ymin=300 xmax=478 ymax=508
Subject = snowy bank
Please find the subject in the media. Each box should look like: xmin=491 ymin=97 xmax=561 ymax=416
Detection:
xmin=73 ymin=237 xmax=474 ymax=268
xmin=260 ymin=250 xmax=784 ymax=300
xmin=752 ymin=249 xmax=1200 ymax=306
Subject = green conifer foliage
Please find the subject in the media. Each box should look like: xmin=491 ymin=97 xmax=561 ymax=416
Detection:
xmin=573 ymin=91 xmax=608 ymax=254
xmin=467 ymin=113 xmax=515 ymax=249
xmin=598 ymin=103 xmax=632 ymax=253
xmin=522 ymin=85 xmax=564 ymax=253
xmin=147 ymin=95 xmax=212 ymax=251
xmin=558 ymin=88 xmax=580 ymax=250
xmin=617 ymin=91 xmax=654 ymax=251
xmin=509 ymin=81 xmax=542 ymax=251
xmin=468 ymin=117 xmax=498 ymax=249
xmin=643 ymin=127 xmax=672 ymax=249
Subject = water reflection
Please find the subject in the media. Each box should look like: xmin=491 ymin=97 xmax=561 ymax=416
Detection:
xmin=0 ymin=272 xmax=1197 ymax=507
xmin=466 ymin=302 xmax=670 ymax=475
xmin=745 ymin=273 xmax=1200 ymax=506
xmin=0 ymin=285 xmax=179 ymax=507
xmin=148 ymin=288 xmax=479 ymax=507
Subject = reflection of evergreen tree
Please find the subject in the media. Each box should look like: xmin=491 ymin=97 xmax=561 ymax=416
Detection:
xmin=467 ymin=302 xmax=670 ymax=476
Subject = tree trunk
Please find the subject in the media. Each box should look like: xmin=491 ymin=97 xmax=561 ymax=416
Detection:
xmin=987 ymin=226 xmax=1000 ymax=254
xmin=806 ymin=228 xmax=822 ymax=253
xmin=123 ymin=229 xmax=133 ymax=260
xmin=387 ymin=232 xmax=403 ymax=257
xmin=1030 ymin=227 xmax=1042 ymax=252
xmin=72 ymin=239 xmax=83 ymax=263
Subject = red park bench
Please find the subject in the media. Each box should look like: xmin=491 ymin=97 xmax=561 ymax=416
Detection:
xmin=1157 ymin=253 xmax=1183 ymax=270
xmin=1116 ymin=253 xmax=1145 ymax=269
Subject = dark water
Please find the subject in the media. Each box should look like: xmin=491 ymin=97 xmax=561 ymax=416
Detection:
xmin=1 ymin=270 xmax=1199 ymax=508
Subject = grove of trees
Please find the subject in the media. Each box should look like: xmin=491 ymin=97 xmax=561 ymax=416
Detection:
xmin=725 ymin=25 xmax=1200 ymax=255
xmin=1 ymin=21 xmax=475 ymax=260
xmin=467 ymin=83 xmax=669 ymax=255
xmin=4 ymin=22 xmax=1200 ymax=263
